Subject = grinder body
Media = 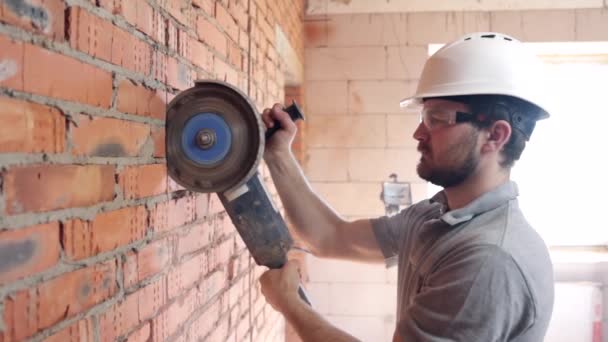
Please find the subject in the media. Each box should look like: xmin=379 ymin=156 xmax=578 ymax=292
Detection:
xmin=166 ymin=80 xmax=309 ymax=304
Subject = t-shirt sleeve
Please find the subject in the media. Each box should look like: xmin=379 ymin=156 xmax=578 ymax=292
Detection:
xmin=370 ymin=208 xmax=411 ymax=267
xmin=396 ymin=245 xmax=536 ymax=342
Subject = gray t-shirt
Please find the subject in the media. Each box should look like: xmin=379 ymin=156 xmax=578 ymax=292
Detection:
xmin=371 ymin=181 xmax=554 ymax=342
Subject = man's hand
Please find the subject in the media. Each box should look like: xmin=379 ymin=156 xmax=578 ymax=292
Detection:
xmin=259 ymin=259 xmax=303 ymax=314
xmin=261 ymin=103 xmax=297 ymax=158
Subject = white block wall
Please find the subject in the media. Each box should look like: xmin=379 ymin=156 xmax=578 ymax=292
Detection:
xmin=303 ymin=8 xmax=608 ymax=342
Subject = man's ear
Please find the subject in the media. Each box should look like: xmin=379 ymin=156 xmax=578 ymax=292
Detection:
xmin=481 ymin=120 xmax=511 ymax=153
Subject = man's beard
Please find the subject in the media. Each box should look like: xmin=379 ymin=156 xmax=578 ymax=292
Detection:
xmin=416 ymin=132 xmax=480 ymax=188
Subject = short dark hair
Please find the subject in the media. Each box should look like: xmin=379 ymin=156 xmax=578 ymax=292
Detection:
xmin=436 ymin=95 xmax=544 ymax=168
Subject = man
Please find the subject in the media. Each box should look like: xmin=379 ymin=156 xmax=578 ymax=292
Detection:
xmin=259 ymin=32 xmax=555 ymax=341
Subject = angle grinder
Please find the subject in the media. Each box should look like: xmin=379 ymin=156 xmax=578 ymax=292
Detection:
xmin=165 ymin=80 xmax=310 ymax=305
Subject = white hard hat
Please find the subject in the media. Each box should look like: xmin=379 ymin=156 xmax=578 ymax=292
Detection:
xmin=400 ymin=32 xmax=550 ymax=119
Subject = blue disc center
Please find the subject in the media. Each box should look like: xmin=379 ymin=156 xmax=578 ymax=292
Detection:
xmin=181 ymin=113 xmax=232 ymax=165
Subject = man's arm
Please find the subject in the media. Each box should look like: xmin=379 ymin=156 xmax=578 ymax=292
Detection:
xmin=260 ymin=260 xmax=361 ymax=342
xmin=262 ymin=104 xmax=384 ymax=262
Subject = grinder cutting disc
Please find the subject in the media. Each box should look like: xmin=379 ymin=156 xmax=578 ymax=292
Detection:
xmin=166 ymin=80 xmax=264 ymax=193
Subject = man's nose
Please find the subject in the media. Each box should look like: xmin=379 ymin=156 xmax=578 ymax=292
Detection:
xmin=413 ymin=121 xmax=428 ymax=142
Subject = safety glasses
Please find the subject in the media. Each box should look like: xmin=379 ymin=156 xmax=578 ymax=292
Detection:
xmin=420 ymin=107 xmax=478 ymax=131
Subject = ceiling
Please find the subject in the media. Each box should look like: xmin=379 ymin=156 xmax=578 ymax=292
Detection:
xmin=306 ymin=0 xmax=607 ymax=15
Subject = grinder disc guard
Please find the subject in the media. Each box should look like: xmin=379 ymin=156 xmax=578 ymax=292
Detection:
xmin=166 ymin=81 xmax=264 ymax=193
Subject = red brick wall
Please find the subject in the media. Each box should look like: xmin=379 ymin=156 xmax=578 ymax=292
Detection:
xmin=0 ymin=0 xmax=303 ymax=341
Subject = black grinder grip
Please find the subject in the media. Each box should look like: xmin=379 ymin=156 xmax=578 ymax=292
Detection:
xmin=265 ymin=100 xmax=305 ymax=140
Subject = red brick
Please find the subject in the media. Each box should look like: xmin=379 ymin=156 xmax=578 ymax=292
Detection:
xmin=238 ymin=28 xmax=249 ymax=51
xmin=197 ymin=16 xmax=227 ymax=56
xmin=167 ymin=21 xmax=178 ymax=52
xmin=0 ymin=222 xmax=61 ymax=283
xmin=98 ymin=0 xmax=120 ymax=13
xmin=0 ymin=0 xmax=65 ymax=40
xmin=198 ymin=269 xmax=226 ymax=305
xmin=111 ymin=26 xmax=152 ymax=75
xmin=135 ymin=0 xmax=154 ymax=36
xmin=0 ymin=36 xmax=24 ymax=91
xmin=152 ymin=288 xmax=198 ymax=342
xmin=214 ymin=58 xmax=238 ymax=85
xmin=192 ymin=0 xmax=214 ymax=16
xmin=208 ymin=193 xmax=225 ymax=215
xmin=137 ymin=239 xmax=171 ymax=281
xmin=3 ymin=260 xmax=117 ymax=340
xmin=119 ymin=164 xmax=167 ymax=200
xmin=205 ymin=318 xmax=230 ymax=342
xmin=22 ymin=43 xmax=112 ymax=107
xmin=0 ymin=97 xmax=65 ymax=153
xmin=229 ymin=0 xmax=248 ymax=30
xmin=71 ymin=114 xmax=150 ymax=157
xmin=152 ymin=51 xmax=168 ymax=84
xmin=227 ymin=42 xmax=242 ymax=69
xmin=195 ymin=194 xmax=209 ymax=220
xmin=213 ymin=214 xmax=234 ymax=240
xmin=168 ymin=254 xmax=205 ymax=300
xmin=187 ymin=300 xmax=220 ymax=341
xmin=127 ymin=322 xmax=151 ymax=342
xmin=177 ymin=223 xmax=213 ymax=259
xmin=68 ymin=7 xmax=113 ymax=61
xmin=62 ymin=206 xmax=147 ymax=260
xmin=138 ymin=276 xmax=166 ymax=320
xmin=166 ymin=0 xmax=190 ymax=26
xmin=123 ymin=251 xmax=139 ymax=288
xmin=98 ymin=293 xmax=139 ymax=342
xmin=189 ymin=38 xmax=214 ymax=71
xmin=215 ymin=3 xmax=238 ymax=42
xmin=4 ymin=164 xmax=115 ymax=215
xmin=152 ymin=127 xmax=166 ymax=158
xmin=208 ymin=238 xmax=234 ymax=271
xmin=167 ymin=176 xmax=186 ymax=192
xmin=166 ymin=57 xmax=193 ymax=90
xmin=45 ymin=317 xmax=94 ymax=342
xmin=116 ymin=80 xmax=167 ymax=120
xmin=150 ymin=196 xmax=196 ymax=232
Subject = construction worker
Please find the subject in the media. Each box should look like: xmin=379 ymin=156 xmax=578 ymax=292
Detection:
xmin=259 ymin=32 xmax=554 ymax=341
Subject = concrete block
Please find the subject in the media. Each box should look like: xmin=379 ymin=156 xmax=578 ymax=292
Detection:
xmin=305 ymin=283 xmax=330 ymax=314
xmin=575 ymin=9 xmax=608 ymax=41
xmin=387 ymin=113 xmax=420 ymax=148
xmin=327 ymin=316 xmax=388 ymax=342
xmin=312 ymin=182 xmax=386 ymax=217
xmin=347 ymin=148 xmax=423 ymax=183
xmin=305 ymin=80 xmax=348 ymax=115
xmin=521 ymin=10 xmax=576 ymax=41
xmin=305 ymin=47 xmax=386 ymax=81
xmin=305 ymin=19 xmax=328 ymax=47
xmin=463 ymin=12 xmax=491 ymax=33
xmin=490 ymin=11 xmax=525 ymax=39
xmin=381 ymin=14 xmax=408 ymax=46
xmin=326 ymin=14 xmax=385 ymax=47
xmin=349 ymin=80 xmax=416 ymax=114
xmin=406 ymin=12 xmax=464 ymax=45
xmin=306 ymin=115 xmax=386 ymax=148
xmin=306 ymin=257 xmax=388 ymax=283
xmin=304 ymin=148 xmax=349 ymax=182
xmin=386 ymin=45 xmax=428 ymax=81
xmin=328 ymin=283 xmax=397 ymax=316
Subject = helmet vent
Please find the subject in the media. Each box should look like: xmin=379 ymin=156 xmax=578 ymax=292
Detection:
xmin=504 ymin=37 xmax=513 ymax=41
xmin=481 ymin=34 xmax=496 ymax=39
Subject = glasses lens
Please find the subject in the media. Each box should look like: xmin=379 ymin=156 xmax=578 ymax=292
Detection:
xmin=421 ymin=108 xmax=455 ymax=130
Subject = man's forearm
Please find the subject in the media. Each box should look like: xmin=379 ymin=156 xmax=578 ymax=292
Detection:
xmin=283 ymin=297 xmax=360 ymax=342
xmin=265 ymin=151 xmax=345 ymax=254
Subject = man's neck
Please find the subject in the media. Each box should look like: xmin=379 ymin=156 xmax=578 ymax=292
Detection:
xmin=443 ymin=168 xmax=510 ymax=211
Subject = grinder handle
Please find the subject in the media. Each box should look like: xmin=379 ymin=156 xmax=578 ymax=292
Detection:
xmin=265 ymin=100 xmax=305 ymax=140
xmin=298 ymin=286 xmax=312 ymax=306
